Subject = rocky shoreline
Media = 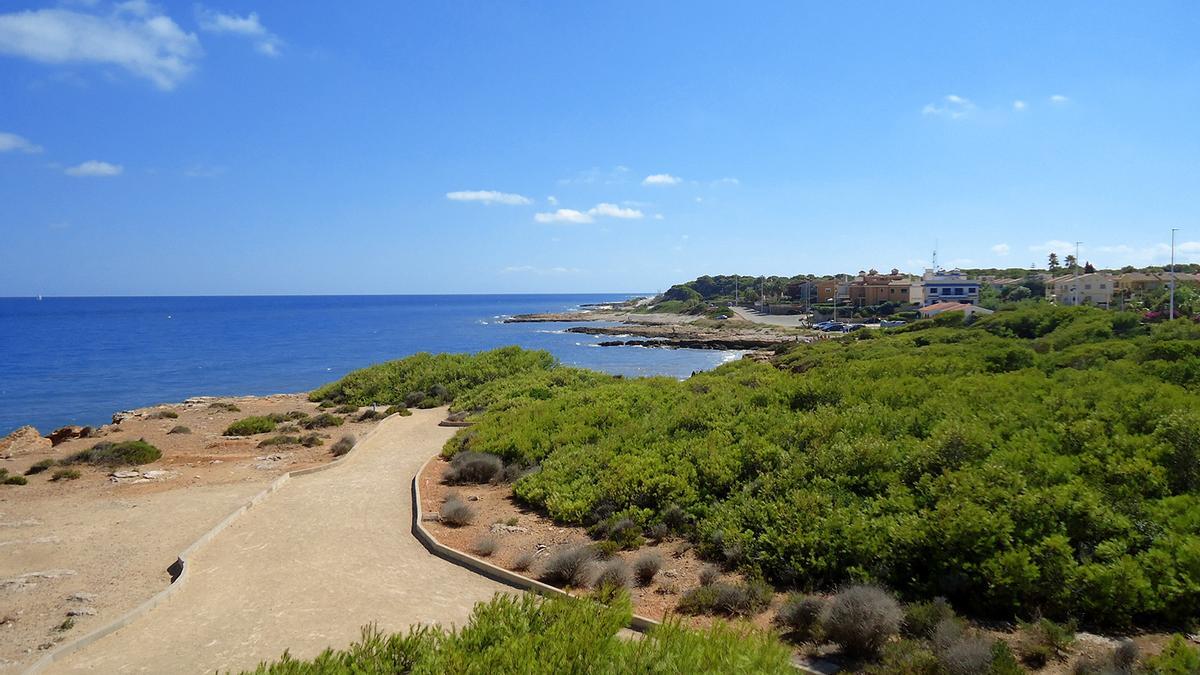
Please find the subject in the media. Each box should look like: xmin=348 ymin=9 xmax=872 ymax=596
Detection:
xmin=507 ymin=309 xmax=805 ymax=351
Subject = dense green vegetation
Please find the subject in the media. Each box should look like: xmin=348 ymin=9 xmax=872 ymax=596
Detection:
xmin=442 ymin=306 xmax=1200 ymax=630
xmin=224 ymin=416 xmax=277 ymax=436
xmin=245 ymin=592 xmax=791 ymax=674
xmin=309 ymin=346 xmax=559 ymax=408
xmin=65 ymin=439 xmax=162 ymax=466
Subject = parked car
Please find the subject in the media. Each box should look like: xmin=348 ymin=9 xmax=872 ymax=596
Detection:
xmin=844 ymin=324 xmax=866 ymax=332
xmin=880 ymin=319 xmax=906 ymax=327
xmin=819 ymin=322 xmax=847 ymax=332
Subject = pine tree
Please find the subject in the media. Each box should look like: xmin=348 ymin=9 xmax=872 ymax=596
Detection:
xmin=1048 ymin=253 xmax=1061 ymax=272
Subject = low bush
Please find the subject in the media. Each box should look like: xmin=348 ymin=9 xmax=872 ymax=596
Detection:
xmin=334 ymin=404 xmax=359 ymax=414
xmin=698 ymin=564 xmax=721 ymax=586
xmin=50 ymin=468 xmax=81 ymax=481
xmin=300 ymin=433 xmax=323 ymax=447
xmin=647 ymin=523 xmax=670 ymax=542
xmin=25 ymin=459 xmax=55 ymax=475
xmin=330 ymin=435 xmax=355 ymax=457
xmin=512 ymin=550 xmax=536 ymax=572
xmin=258 ymin=435 xmax=299 ymax=448
xmin=384 ymin=405 xmax=412 ymax=417
xmin=820 ymin=584 xmax=902 ymax=657
xmin=937 ymin=632 xmax=997 ymax=675
xmin=3 ymin=475 xmax=28 ymax=485
xmin=590 ymin=540 xmax=622 ymax=559
xmin=317 ymin=400 xmax=335 ymax=409
xmin=903 ymin=597 xmax=956 ymax=640
xmin=471 ymin=535 xmax=498 ymax=557
xmin=594 ymin=559 xmax=631 ymax=590
xmin=284 ymin=410 xmax=310 ymax=421
xmin=1015 ymin=617 xmax=1075 ymax=667
xmin=678 ymin=580 xmax=772 ymax=617
xmin=1143 ymin=635 xmax=1199 ymax=674
xmin=302 ymin=413 xmax=343 ymax=430
xmin=775 ymin=593 xmax=824 ymax=640
xmin=866 ymin=639 xmax=942 ymax=675
xmin=1072 ymin=639 xmax=1139 ymax=675
xmin=224 ymin=416 xmax=277 ymax=436
xmin=207 ymin=401 xmax=240 ymax=412
xmin=167 ymin=425 xmax=191 ymax=434
xmin=146 ymin=409 xmax=178 ymax=419
xmin=357 ymin=409 xmax=387 ymax=422
xmin=541 ymin=546 xmax=595 ymax=588
xmin=661 ymin=503 xmax=688 ymax=532
xmin=404 ymin=391 xmax=427 ymax=408
xmin=443 ymin=451 xmax=503 ymax=484
xmin=66 ymin=439 xmax=161 ymax=466
xmin=633 ymin=552 xmax=663 ymax=586
xmin=439 ymin=494 xmax=474 ymax=527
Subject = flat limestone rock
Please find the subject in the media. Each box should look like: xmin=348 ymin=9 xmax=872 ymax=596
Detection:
xmin=0 ymin=426 xmax=51 ymax=459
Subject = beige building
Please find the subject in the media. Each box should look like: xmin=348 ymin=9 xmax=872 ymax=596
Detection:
xmin=1047 ymin=273 xmax=1114 ymax=308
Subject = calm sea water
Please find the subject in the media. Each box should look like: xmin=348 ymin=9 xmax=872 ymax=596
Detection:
xmin=0 ymin=294 xmax=737 ymax=435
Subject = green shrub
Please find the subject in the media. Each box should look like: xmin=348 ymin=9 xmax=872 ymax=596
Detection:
xmin=224 ymin=416 xmax=277 ymax=436
xmin=302 ymin=413 xmax=343 ymax=430
xmin=167 ymin=425 xmax=191 ymax=434
xmin=330 ymin=435 xmax=355 ymax=457
xmin=317 ymin=400 xmax=335 ymax=409
xmin=541 ymin=546 xmax=595 ymax=588
xmin=865 ymin=639 xmax=942 ymax=675
xmin=25 ymin=459 xmax=55 ymax=475
xmin=3 ymin=475 xmax=28 ymax=485
xmin=300 ymin=433 xmax=323 ymax=447
xmin=677 ymin=580 xmax=771 ymax=617
xmin=439 ymin=494 xmax=474 ymax=527
xmin=258 ymin=435 xmax=299 ymax=448
xmin=903 ymin=598 xmax=956 ymax=640
xmin=356 ymin=409 xmax=386 ymax=422
xmin=207 ymin=401 xmax=240 ymax=412
xmin=66 ymin=439 xmax=161 ymax=466
xmin=50 ymin=468 xmax=81 ymax=482
xmin=820 ymin=584 xmax=902 ymax=657
xmin=775 ymin=593 xmax=824 ymax=640
xmin=146 ymin=409 xmax=178 ymax=419
xmin=384 ymin=405 xmax=412 ymax=417
xmin=1144 ymin=635 xmax=1199 ymax=674
xmin=334 ymin=404 xmax=359 ymax=414
xmin=1015 ymin=617 xmax=1075 ymax=667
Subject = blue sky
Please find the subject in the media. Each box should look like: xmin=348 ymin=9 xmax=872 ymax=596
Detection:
xmin=1 ymin=1 xmax=1198 ymax=295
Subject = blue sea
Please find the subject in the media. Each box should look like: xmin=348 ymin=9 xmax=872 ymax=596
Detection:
xmin=0 ymin=294 xmax=738 ymax=435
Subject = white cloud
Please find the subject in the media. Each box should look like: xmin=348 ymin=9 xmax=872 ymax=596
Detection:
xmin=446 ymin=190 xmax=532 ymax=206
xmin=534 ymin=208 xmax=592 ymax=224
xmin=0 ymin=5 xmax=201 ymax=90
xmin=501 ymin=265 xmax=582 ymax=275
xmin=1028 ymin=240 xmax=1075 ymax=255
xmin=588 ymin=203 xmax=643 ymax=219
xmin=1012 ymin=100 xmax=1027 ymax=111
xmin=0 ymin=131 xmax=42 ymax=153
xmin=642 ymin=173 xmax=681 ymax=186
xmin=65 ymin=160 xmax=122 ymax=176
xmin=922 ymin=94 xmax=975 ymax=119
xmin=991 ymin=243 xmax=1011 ymax=256
xmin=196 ymin=7 xmax=281 ymax=57
xmin=1049 ymin=94 xmax=1069 ymax=104
xmin=547 ymin=195 xmax=557 ymax=205
xmin=654 ymin=214 xmax=664 ymax=220
xmin=712 ymin=177 xmax=740 ymax=186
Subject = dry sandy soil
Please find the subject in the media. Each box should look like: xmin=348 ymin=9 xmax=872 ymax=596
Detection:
xmin=0 ymin=394 xmax=386 ymax=672
xmin=417 ymin=454 xmax=1179 ymax=674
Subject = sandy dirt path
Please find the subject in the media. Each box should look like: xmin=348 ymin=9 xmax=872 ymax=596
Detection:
xmin=47 ymin=408 xmax=510 ymax=674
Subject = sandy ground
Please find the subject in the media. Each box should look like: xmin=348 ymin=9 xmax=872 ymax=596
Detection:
xmin=730 ymin=306 xmax=811 ymax=327
xmin=44 ymin=408 xmax=510 ymax=674
xmin=0 ymin=395 xmax=387 ymax=673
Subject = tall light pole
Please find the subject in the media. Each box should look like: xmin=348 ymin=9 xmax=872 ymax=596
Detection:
xmin=1073 ymin=241 xmax=1082 ymax=306
xmin=1170 ymin=228 xmax=1179 ymax=320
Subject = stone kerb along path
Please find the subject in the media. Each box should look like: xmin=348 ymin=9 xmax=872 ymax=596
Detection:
xmin=35 ymin=408 xmax=512 ymax=674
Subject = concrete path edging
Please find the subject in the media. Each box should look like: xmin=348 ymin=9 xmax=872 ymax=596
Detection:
xmin=410 ymin=454 xmax=829 ymax=674
xmin=22 ymin=418 xmax=396 ymax=675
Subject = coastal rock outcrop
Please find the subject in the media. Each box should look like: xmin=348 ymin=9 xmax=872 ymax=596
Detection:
xmin=0 ymin=426 xmax=52 ymax=459
xmin=47 ymin=425 xmax=91 ymax=446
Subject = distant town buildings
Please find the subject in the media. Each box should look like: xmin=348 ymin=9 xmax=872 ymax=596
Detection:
xmin=919 ymin=302 xmax=994 ymax=318
xmin=921 ymin=269 xmax=980 ymax=306
xmin=1047 ymin=273 xmax=1114 ymax=308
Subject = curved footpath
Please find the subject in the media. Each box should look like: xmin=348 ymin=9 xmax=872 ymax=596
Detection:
xmin=42 ymin=408 xmax=511 ymax=674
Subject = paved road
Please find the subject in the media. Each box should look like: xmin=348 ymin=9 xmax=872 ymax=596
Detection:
xmin=730 ymin=305 xmax=810 ymax=327
xmin=50 ymin=409 xmax=510 ymax=674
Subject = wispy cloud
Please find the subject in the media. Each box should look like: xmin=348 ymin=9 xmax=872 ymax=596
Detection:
xmin=922 ymin=94 xmax=975 ymax=119
xmin=1012 ymin=100 xmax=1027 ymax=111
xmin=183 ymin=163 xmax=225 ymax=177
xmin=711 ymin=177 xmax=740 ymax=186
xmin=534 ymin=202 xmax=646 ymax=223
xmin=446 ymin=190 xmax=532 ymax=206
xmin=501 ymin=265 xmax=583 ymax=275
xmin=546 ymin=195 xmax=557 ymax=205
xmin=0 ymin=131 xmax=42 ymax=153
xmin=534 ymin=208 xmax=592 ymax=224
xmin=196 ymin=7 xmax=281 ymax=57
xmin=0 ymin=4 xmax=201 ymax=90
xmin=991 ymin=243 xmax=1011 ymax=256
xmin=65 ymin=160 xmax=122 ymax=177
xmin=588 ymin=203 xmax=643 ymax=219
xmin=1049 ymin=94 xmax=1070 ymax=104
xmin=642 ymin=173 xmax=681 ymax=186
xmin=557 ymin=165 xmax=629 ymax=186
xmin=1028 ymin=240 xmax=1075 ymax=255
